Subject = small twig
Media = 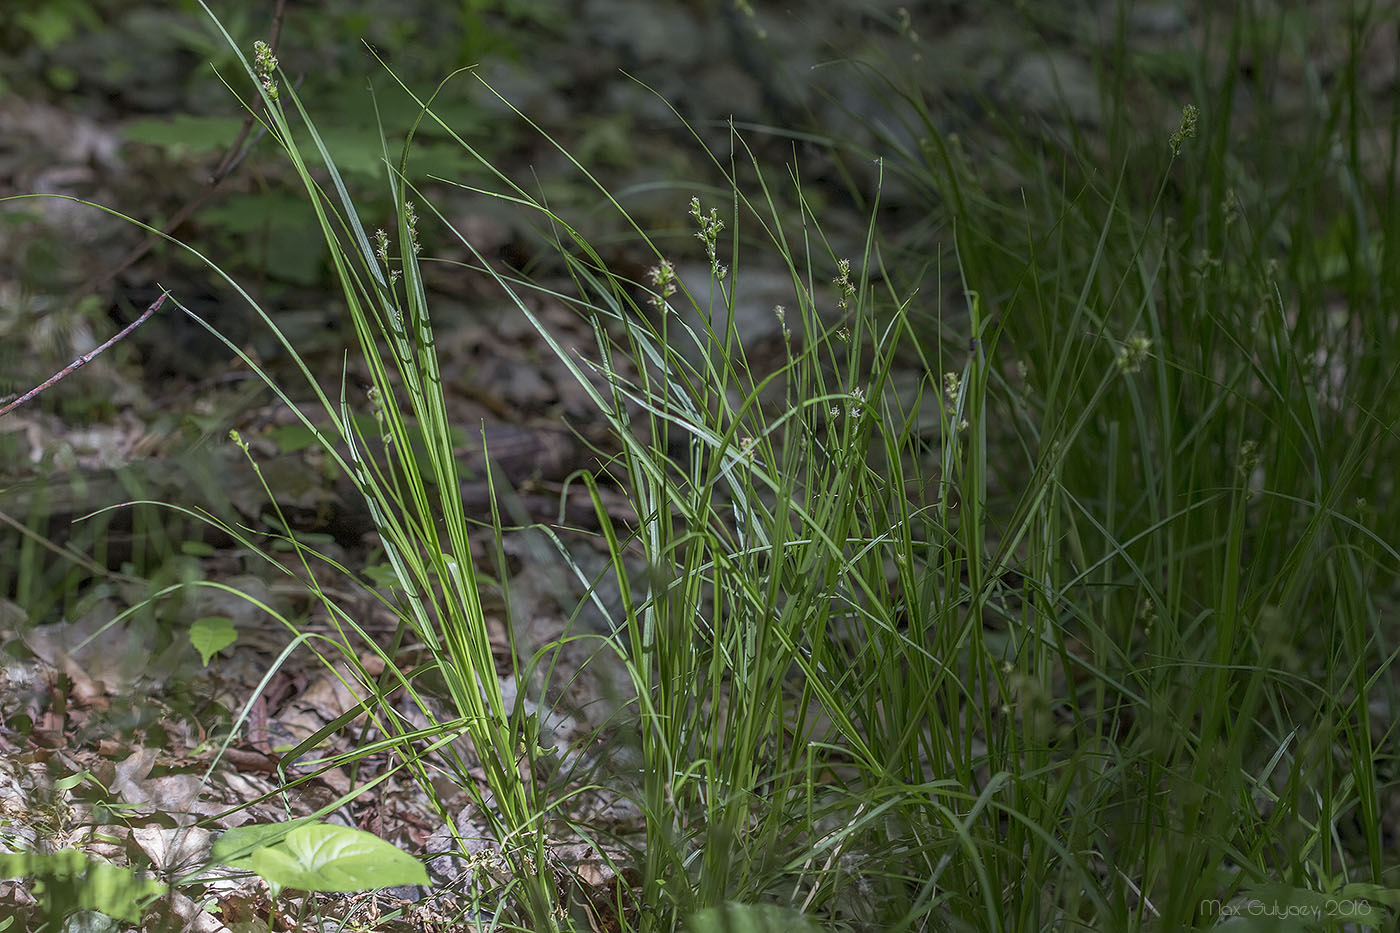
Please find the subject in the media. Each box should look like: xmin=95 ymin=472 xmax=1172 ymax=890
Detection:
xmin=0 ymin=292 xmax=168 ymax=418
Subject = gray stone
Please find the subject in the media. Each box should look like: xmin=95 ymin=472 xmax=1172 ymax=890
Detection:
xmin=1004 ymin=50 xmax=1102 ymax=125
xmin=582 ymin=0 xmax=713 ymax=70
xmin=472 ymin=58 xmax=572 ymax=126
xmin=1129 ymin=3 xmax=1189 ymax=35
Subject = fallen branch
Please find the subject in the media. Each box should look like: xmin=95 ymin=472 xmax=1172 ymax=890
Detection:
xmin=0 ymin=292 xmax=168 ymax=418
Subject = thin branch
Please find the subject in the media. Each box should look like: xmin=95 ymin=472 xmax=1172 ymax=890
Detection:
xmin=0 ymin=292 xmax=168 ymax=418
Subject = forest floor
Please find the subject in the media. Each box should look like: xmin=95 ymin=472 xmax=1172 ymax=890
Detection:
xmin=1 ymin=1 xmax=1393 ymax=930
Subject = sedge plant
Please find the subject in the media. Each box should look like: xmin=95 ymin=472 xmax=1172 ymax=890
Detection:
xmin=176 ymin=14 xmax=1006 ymax=927
xmin=11 ymin=1 xmax=1398 ymax=930
xmin=822 ymin=2 xmax=1400 ymax=928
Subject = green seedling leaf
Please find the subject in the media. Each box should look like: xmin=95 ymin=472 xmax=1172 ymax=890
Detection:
xmin=244 ymin=822 xmax=428 ymax=894
xmin=688 ymin=903 xmax=823 ymax=933
xmin=53 ymin=769 xmax=91 ymax=792
xmin=0 ymin=848 xmax=165 ymax=923
xmin=189 ymin=616 xmax=237 ymax=666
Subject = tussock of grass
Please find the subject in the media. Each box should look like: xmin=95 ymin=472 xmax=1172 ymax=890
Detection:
xmin=21 ymin=2 xmax=1392 ymax=930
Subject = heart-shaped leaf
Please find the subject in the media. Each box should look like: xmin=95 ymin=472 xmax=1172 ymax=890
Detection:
xmin=225 ymin=822 xmax=428 ymax=894
xmin=189 ymin=616 xmax=237 ymax=666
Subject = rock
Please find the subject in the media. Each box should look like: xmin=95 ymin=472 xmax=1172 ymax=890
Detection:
xmin=472 ymin=58 xmax=572 ymax=126
xmin=1129 ymin=3 xmax=1189 ymax=36
xmin=1004 ymin=50 xmax=1102 ymax=125
xmin=581 ymin=0 xmax=712 ymax=70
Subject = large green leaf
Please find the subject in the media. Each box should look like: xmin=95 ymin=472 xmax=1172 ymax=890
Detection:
xmin=224 ymin=822 xmax=428 ymax=894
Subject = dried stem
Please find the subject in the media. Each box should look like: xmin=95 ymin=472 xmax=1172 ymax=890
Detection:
xmin=0 ymin=292 xmax=168 ymax=418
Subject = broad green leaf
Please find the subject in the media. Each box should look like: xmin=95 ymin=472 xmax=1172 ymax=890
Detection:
xmin=247 ymin=823 xmax=429 ymax=893
xmin=189 ymin=616 xmax=237 ymax=666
